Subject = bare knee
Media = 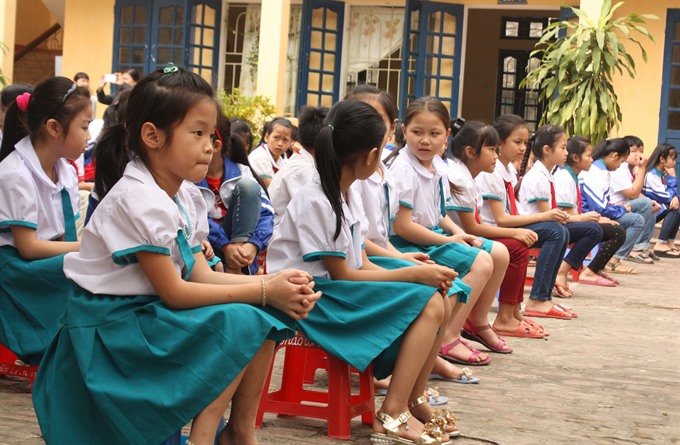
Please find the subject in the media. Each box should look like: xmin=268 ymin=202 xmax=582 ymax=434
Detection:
xmin=490 ymin=242 xmax=510 ymax=269
xmin=422 ymin=292 xmax=446 ymax=325
xmin=470 ymin=250 xmax=493 ymax=279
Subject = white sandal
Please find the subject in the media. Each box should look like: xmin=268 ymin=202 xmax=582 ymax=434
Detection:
xmin=370 ymin=410 xmax=442 ymax=445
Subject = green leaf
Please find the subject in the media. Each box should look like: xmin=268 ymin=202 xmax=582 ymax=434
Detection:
xmin=607 ymin=31 xmax=619 ymax=60
xmin=571 ymin=7 xmax=596 ymax=28
xmin=596 ymin=30 xmax=605 ymax=51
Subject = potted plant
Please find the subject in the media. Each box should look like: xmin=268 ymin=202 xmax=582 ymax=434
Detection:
xmin=520 ymin=0 xmax=656 ymax=142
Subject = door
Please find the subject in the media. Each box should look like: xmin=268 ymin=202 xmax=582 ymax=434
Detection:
xmin=496 ymin=50 xmax=543 ymax=131
xmin=658 ymin=9 xmax=680 ymax=188
xmin=297 ymin=0 xmax=345 ymax=109
xmin=399 ymin=0 xmax=464 ymax=119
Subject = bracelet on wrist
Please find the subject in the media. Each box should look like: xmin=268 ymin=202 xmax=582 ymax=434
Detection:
xmin=260 ymin=278 xmax=266 ymax=308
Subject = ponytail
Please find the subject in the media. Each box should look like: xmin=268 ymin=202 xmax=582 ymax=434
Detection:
xmin=0 ymin=101 xmax=27 ymax=162
xmin=315 ymin=99 xmax=386 ymax=240
xmin=94 ymin=123 xmax=130 ymax=199
xmin=592 ymin=138 xmax=629 ymax=162
xmin=514 ymin=132 xmax=535 ymax=196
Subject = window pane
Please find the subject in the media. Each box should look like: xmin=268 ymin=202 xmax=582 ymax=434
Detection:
xmin=307 ymin=93 xmax=319 ymax=105
xmin=321 ymin=94 xmax=333 ymax=107
xmin=176 ymin=6 xmax=185 ymax=23
xmin=133 ymin=48 xmax=144 ymax=64
xmin=425 ymin=56 xmax=440 ymax=76
xmin=672 ymin=67 xmax=680 ymax=86
xmin=121 ymin=6 xmax=132 ymax=25
xmin=442 ymin=12 xmax=456 ymax=35
xmin=442 ymin=37 xmax=455 ymax=54
xmin=529 ymin=21 xmax=544 ymax=38
xmin=309 ymin=51 xmax=321 ymax=69
xmin=311 ymin=31 xmax=323 ymax=50
xmin=503 ymin=73 xmax=516 ymax=89
xmin=203 ymin=28 xmax=214 ymax=46
xmin=135 ymin=6 xmax=146 ymax=25
xmin=119 ymin=47 xmax=130 ymax=63
xmin=440 ymin=58 xmax=454 ymax=78
xmin=673 ymin=45 xmax=680 ymax=64
xmin=175 ymin=28 xmax=184 ymax=45
xmin=327 ymin=10 xmax=337 ymax=28
xmin=160 ymin=6 xmax=173 ymax=25
xmin=134 ymin=28 xmax=145 ymax=44
xmin=504 ymin=57 xmax=517 ymax=73
xmin=308 ymin=72 xmax=321 ymax=91
xmin=505 ymin=20 xmax=519 ymax=37
xmin=119 ymin=28 xmax=131 ymax=44
xmin=202 ymin=48 xmax=213 ymax=65
xmin=669 ymin=111 xmax=680 ymax=130
xmin=324 ymin=33 xmax=336 ymax=52
xmin=324 ymin=54 xmax=335 ymax=72
xmin=174 ymin=48 xmax=183 ymax=63
xmin=157 ymin=48 xmax=171 ymax=63
xmin=159 ymin=28 xmax=172 ymax=45
xmin=670 ymin=89 xmax=680 ymax=109
xmin=674 ymin=22 xmax=680 ymax=40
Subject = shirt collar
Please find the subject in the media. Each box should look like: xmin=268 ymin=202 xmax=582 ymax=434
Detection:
xmin=593 ymin=159 xmax=608 ymax=171
xmin=496 ymin=159 xmax=516 ymax=182
xmin=533 ymin=159 xmax=553 ymax=182
xmin=403 ymin=146 xmax=448 ymax=179
xmin=15 ymin=136 xmax=73 ymax=190
xmin=564 ymin=165 xmax=579 ymax=183
xmin=296 ymin=147 xmax=314 ymax=163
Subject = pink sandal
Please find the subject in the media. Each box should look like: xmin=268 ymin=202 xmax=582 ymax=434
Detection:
xmin=439 ymin=338 xmax=491 ymax=366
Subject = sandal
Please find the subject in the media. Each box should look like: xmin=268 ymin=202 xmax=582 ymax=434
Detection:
xmin=409 ymin=395 xmax=459 ymax=442
xmin=605 ymin=261 xmax=639 ymax=275
xmin=598 ymin=271 xmax=620 ymax=284
xmin=522 ymin=317 xmax=550 ymax=336
xmin=492 ymin=321 xmax=544 ymax=339
xmin=552 ymin=283 xmax=573 ymax=299
xmin=623 ymin=253 xmax=653 ymax=264
xmin=370 ymin=410 xmax=443 ymax=445
xmin=426 ymin=388 xmax=449 ymax=406
xmin=462 ymin=321 xmax=513 ymax=353
xmin=647 ymin=251 xmax=661 ymax=261
xmin=439 ymin=338 xmax=491 ymax=366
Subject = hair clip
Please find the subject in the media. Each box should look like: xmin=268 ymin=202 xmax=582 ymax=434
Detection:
xmin=16 ymin=92 xmax=31 ymax=112
xmin=163 ymin=63 xmax=179 ymax=74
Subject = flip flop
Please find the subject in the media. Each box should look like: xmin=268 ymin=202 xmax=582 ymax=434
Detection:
xmin=426 ymin=388 xmax=449 ymax=406
xmin=598 ymin=271 xmax=620 ymax=284
xmin=623 ymin=253 xmax=654 ymax=264
xmin=653 ymin=250 xmax=680 ymax=258
xmin=439 ymin=338 xmax=491 ymax=366
xmin=578 ymin=276 xmax=616 ymax=287
xmin=554 ymin=303 xmax=578 ymax=318
xmin=461 ymin=321 xmax=513 ymax=353
xmin=492 ymin=322 xmax=545 ymax=339
xmin=524 ymin=305 xmax=573 ymax=320
xmin=429 ymin=368 xmax=480 ymax=384
xmin=605 ymin=261 xmax=638 ymax=275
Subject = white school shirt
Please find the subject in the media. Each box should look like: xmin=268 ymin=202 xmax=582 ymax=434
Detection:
xmin=445 ymin=157 xmax=483 ymax=227
xmin=389 ymin=147 xmax=453 ymax=229
xmin=266 ymin=176 xmax=365 ymax=278
xmin=63 ymin=159 xmax=209 ymax=295
xmin=554 ymin=166 xmax=579 ymax=210
xmin=248 ymin=144 xmax=287 ymax=180
xmin=357 ymin=163 xmax=399 ymax=249
xmin=0 ymin=136 xmax=80 ymax=247
xmin=268 ymin=147 xmax=316 ymax=225
xmin=476 ymin=160 xmax=517 ymax=226
xmin=517 ymin=160 xmax=554 ymax=215
xmin=609 ymin=162 xmax=633 ymax=203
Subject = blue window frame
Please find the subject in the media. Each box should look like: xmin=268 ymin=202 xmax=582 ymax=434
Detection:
xmin=659 ymin=9 xmax=680 ymax=191
xmin=297 ymin=0 xmax=345 ymax=110
xmin=112 ymin=0 xmax=221 ymax=85
xmin=399 ymin=0 xmax=464 ymax=119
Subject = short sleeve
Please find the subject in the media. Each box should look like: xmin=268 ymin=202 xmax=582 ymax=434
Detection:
xmin=477 ymin=171 xmax=505 ymax=202
xmin=0 ymin=165 xmax=39 ymax=230
xmin=524 ymin=173 xmax=551 ymax=203
xmin=554 ymin=170 xmax=575 ymax=208
xmin=609 ymin=164 xmax=632 ymax=193
xmin=391 ymin=160 xmax=415 ymax=209
xmin=296 ymin=196 xmax=349 ymax=262
xmin=101 ymin=187 xmax=178 ymax=265
xmin=447 ymin=176 xmax=476 ymax=213
xmin=186 ymin=184 xmax=210 ymax=250
xmin=248 ymin=150 xmax=274 ymax=179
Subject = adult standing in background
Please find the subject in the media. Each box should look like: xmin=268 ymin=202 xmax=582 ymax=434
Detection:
xmin=96 ymin=69 xmax=139 ymax=105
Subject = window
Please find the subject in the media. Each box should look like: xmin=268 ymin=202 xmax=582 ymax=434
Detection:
xmin=501 ymin=17 xmax=548 ymax=40
xmin=496 ymin=51 xmax=543 ymax=131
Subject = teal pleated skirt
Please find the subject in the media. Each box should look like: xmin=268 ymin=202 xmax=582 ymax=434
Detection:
xmin=369 ymin=256 xmax=472 ymax=303
xmin=389 ymin=228 xmax=493 ymax=278
xmin=0 ymin=245 xmax=73 ymax=365
xmin=33 ymin=285 xmax=295 ymax=445
xmin=296 ymin=276 xmax=438 ymax=380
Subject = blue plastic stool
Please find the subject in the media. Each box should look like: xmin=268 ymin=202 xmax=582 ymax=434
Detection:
xmin=159 ymin=418 xmax=225 ymax=445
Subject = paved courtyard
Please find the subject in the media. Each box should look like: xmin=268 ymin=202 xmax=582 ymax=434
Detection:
xmin=1 ymin=257 xmax=678 ymax=444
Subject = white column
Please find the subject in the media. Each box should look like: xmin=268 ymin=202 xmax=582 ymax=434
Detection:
xmin=256 ymin=0 xmax=291 ymax=115
xmin=0 ymin=0 xmax=17 ymax=85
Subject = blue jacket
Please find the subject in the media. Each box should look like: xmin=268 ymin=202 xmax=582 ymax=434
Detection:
xmin=195 ymin=155 xmax=274 ymax=274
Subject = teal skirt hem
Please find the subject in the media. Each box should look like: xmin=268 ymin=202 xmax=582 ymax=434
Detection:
xmin=296 ymin=276 xmax=437 ymax=380
xmin=0 ymin=245 xmax=72 ymax=365
xmin=33 ymin=286 xmax=295 ymax=445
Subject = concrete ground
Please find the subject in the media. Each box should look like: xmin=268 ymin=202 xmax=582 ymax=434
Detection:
xmin=1 ymin=257 xmax=678 ymax=445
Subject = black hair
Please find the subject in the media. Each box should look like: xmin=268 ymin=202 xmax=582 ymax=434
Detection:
xmin=257 ymin=120 xmax=272 ymax=147
xmin=297 ymin=105 xmax=329 ymax=151
xmin=393 ymin=124 xmax=405 ymax=149
xmin=591 ymin=138 xmax=630 ymax=161
xmin=230 ymin=118 xmax=253 ymax=151
xmin=623 ymin=135 xmax=644 ymax=148
xmin=644 ymin=143 xmax=677 ymax=175
xmin=449 ymin=120 xmax=499 ymax=161
xmin=94 ymin=65 xmax=214 ymax=199
xmin=345 ymin=84 xmax=398 ymax=126
xmin=266 ymin=117 xmax=293 ymax=136
xmin=316 ymin=99 xmax=386 ymax=240
xmin=515 ymin=124 xmax=566 ymax=195
xmin=492 ymin=114 xmax=527 ymax=142
xmin=0 ymin=77 xmax=90 ymax=162
xmin=1 ymin=84 xmax=33 ymax=107
xmin=384 ymin=96 xmax=449 ymax=167
xmin=125 ymin=69 xmax=141 ymax=83
xmin=566 ymin=136 xmax=591 ymax=167
xmin=73 ymin=72 xmax=89 ymax=82
xmin=101 ymin=88 xmax=131 ymax=131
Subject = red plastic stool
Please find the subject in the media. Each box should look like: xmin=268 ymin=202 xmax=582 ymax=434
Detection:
xmin=524 ymin=246 xmax=582 ymax=287
xmin=256 ymin=333 xmax=375 ymax=440
xmin=0 ymin=344 xmax=38 ymax=387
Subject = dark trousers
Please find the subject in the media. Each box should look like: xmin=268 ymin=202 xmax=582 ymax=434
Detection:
xmin=588 ymin=223 xmax=627 ymax=272
xmin=564 ymin=222 xmax=603 ymax=270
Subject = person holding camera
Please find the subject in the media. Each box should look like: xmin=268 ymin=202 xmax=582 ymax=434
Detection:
xmin=96 ymin=69 xmax=140 ymax=105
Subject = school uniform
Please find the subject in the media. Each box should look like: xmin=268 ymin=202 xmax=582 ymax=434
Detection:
xmin=0 ymin=136 xmax=79 ymax=364
xmin=357 ymin=165 xmax=471 ymax=302
xmin=476 ymin=160 xmax=519 ymax=224
xmin=269 ymin=147 xmax=316 ymax=225
xmin=446 ymin=157 xmax=529 ymax=306
xmin=267 ymin=176 xmax=438 ymax=379
xmin=555 ymin=166 xmax=625 ymax=273
xmin=387 ymin=148 xmax=486 ymax=279
xmin=643 ymin=167 xmax=680 ymax=242
xmin=33 ymin=159 xmax=294 ymax=444
xmin=248 ymin=143 xmax=287 ymax=180
xmin=608 ymin=162 xmax=656 ymax=250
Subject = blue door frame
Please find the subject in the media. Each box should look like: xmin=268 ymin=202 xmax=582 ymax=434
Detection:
xmin=658 ymin=9 xmax=680 ymax=190
xmin=296 ymin=0 xmax=345 ymax=111
xmin=399 ymin=0 xmax=464 ymax=120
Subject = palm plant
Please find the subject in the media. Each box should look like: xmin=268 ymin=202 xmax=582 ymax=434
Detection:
xmin=520 ymin=1 xmax=656 ymax=142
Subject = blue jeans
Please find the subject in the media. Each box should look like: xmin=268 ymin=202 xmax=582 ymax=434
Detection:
xmin=524 ymin=221 xmax=569 ymax=302
xmin=613 ymin=211 xmax=645 ymax=259
xmin=657 ymin=208 xmax=680 ymax=242
xmin=626 ymin=197 xmax=655 ymax=251
xmin=563 ymin=222 xmax=603 ymax=269
xmin=222 ymin=177 xmax=262 ymax=243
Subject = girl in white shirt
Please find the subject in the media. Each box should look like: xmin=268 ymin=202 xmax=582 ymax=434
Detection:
xmin=389 ymin=97 xmax=507 ymax=368
xmin=0 ymin=77 xmax=91 ymax=364
xmin=248 ymin=117 xmax=293 ymax=188
xmin=33 ymin=65 xmax=321 ymax=445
